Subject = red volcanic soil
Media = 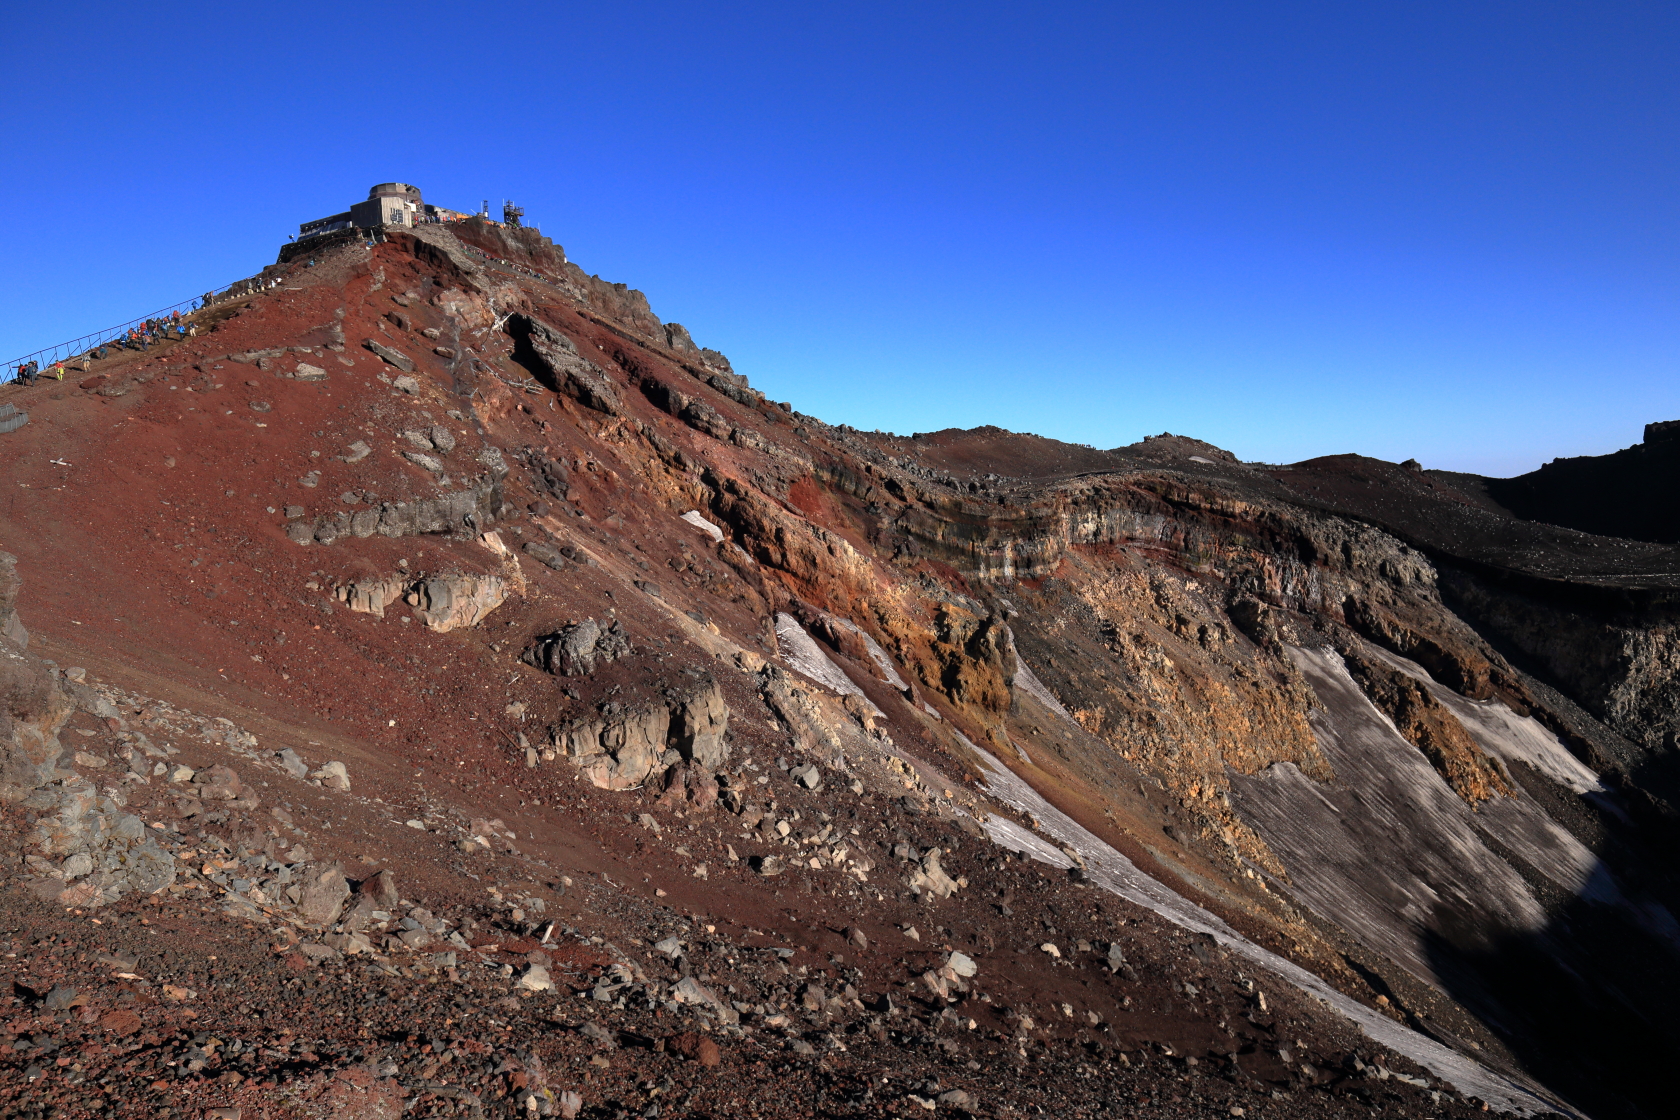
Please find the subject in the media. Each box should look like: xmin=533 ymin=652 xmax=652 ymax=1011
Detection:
xmin=0 ymin=231 xmax=1498 ymax=1120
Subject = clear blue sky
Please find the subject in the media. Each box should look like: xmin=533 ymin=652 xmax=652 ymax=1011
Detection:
xmin=4 ymin=2 xmax=1677 ymax=476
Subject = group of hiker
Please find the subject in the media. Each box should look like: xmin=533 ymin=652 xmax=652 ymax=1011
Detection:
xmin=117 ymin=310 xmax=196 ymax=352
xmin=9 ymin=361 xmax=73 ymax=387
xmin=9 ymin=307 xmax=202 ymax=385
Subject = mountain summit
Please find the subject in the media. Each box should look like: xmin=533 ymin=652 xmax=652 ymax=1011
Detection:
xmin=0 ymin=205 xmax=1673 ymax=1119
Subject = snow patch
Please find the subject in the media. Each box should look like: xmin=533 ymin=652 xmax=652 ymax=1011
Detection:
xmin=774 ymin=613 xmax=864 ymax=698
xmin=680 ymin=510 xmax=724 ymax=543
xmin=829 ymin=616 xmax=909 ymax=690
xmin=1013 ymin=659 xmax=1076 ymax=723
xmin=1367 ymin=646 xmax=1608 ymax=796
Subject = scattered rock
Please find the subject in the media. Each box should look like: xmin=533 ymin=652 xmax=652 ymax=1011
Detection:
xmin=310 ymin=761 xmax=350 ymax=791
xmin=362 ymin=340 xmax=415 ymax=372
xmin=99 ymin=1009 xmax=141 ymax=1036
xmin=907 ymin=848 xmax=961 ymax=899
xmin=402 ymin=449 xmax=445 ymax=474
xmin=358 ymin=868 xmax=400 ymax=907
xmin=668 ymin=1031 xmax=721 ymax=1067
xmin=192 ymin=763 xmax=246 ymax=802
xmin=668 ymin=976 xmax=736 ymax=1021
xmin=522 ymin=540 xmax=567 ymax=571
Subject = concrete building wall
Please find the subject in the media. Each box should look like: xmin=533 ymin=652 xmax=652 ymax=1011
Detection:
xmin=302 ymin=183 xmax=428 ymax=237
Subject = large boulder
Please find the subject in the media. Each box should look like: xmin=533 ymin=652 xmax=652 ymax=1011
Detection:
xmin=558 ymin=702 xmax=671 ymax=791
xmin=671 ymin=681 xmax=730 ymax=769
xmin=408 ymin=574 xmax=506 ymax=631
xmin=554 ymin=681 xmax=730 ymax=790
xmin=296 ymin=863 xmax=351 ymax=925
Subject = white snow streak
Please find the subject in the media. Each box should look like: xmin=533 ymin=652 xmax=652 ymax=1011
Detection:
xmin=773 ymin=613 xmax=864 ymax=698
xmin=967 ymin=738 xmax=1582 ymax=1117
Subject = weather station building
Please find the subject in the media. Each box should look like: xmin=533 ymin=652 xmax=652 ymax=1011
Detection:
xmin=296 ymin=183 xmax=476 ymax=241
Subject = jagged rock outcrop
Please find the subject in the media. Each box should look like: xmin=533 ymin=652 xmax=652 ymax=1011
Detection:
xmin=334 ymin=576 xmax=409 ymax=618
xmin=669 ymin=679 xmax=730 ymax=770
xmin=0 ymin=554 xmax=70 ymax=798
xmin=288 ymin=478 xmax=503 ymax=546
xmin=760 ymin=667 xmax=851 ymax=767
xmin=641 ymin=377 xmax=731 ymax=440
xmin=0 ymin=552 xmax=28 ymax=651
xmin=1340 ymin=647 xmax=1513 ymax=802
xmin=508 ymin=314 xmax=622 ymax=415
xmin=522 ymin=618 xmax=631 ymax=677
xmin=334 ymin=572 xmax=507 ymax=630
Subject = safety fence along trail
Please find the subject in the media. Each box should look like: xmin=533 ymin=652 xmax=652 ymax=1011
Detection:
xmin=4 ymin=268 xmax=288 ymax=385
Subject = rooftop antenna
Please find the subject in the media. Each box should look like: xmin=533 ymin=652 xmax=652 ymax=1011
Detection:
xmin=503 ymin=201 xmax=524 ymax=227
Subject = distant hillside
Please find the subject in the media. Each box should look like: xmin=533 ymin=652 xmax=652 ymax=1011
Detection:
xmin=1486 ymin=420 xmax=1680 ymax=542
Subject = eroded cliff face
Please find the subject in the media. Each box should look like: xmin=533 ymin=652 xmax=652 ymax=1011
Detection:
xmin=401 ymin=215 xmax=1673 ymax=881
xmin=1439 ymin=572 xmax=1680 ymax=769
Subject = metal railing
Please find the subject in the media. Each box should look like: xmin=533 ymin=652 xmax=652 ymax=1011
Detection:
xmin=3 ymin=269 xmax=287 ymax=382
